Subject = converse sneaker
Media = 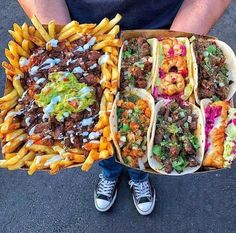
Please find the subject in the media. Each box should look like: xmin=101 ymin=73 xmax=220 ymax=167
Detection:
xmin=94 ymin=174 xmax=118 ymax=212
xmin=129 ymin=179 xmax=156 ymax=215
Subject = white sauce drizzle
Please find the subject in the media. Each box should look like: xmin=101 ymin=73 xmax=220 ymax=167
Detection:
xmin=89 ymin=63 xmax=97 ymax=70
xmin=81 ymin=131 xmax=89 ymax=137
xmin=19 ymin=58 xmax=29 ymax=67
xmin=98 ymin=53 xmax=109 ymax=65
xmin=72 ymin=66 xmax=84 ymax=74
xmin=25 ymin=117 xmax=31 ymax=127
xmin=80 ymin=117 xmax=94 ymax=127
xmin=46 ymin=39 xmax=58 ymax=49
xmin=29 ymin=126 xmax=36 ymax=136
xmin=44 ymin=155 xmax=62 ymax=167
xmin=29 ymin=66 xmax=39 ymax=75
xmin=88 ymin=132 xmax=100 ymax=140
xmin=36 ymin=78 xmax=46 ymax=84
xmin=42 ymin=96 xmax=61 ymax=121
xmin=40 ymin=58 xmax=61 ymax=70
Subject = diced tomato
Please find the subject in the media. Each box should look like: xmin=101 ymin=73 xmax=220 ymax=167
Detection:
xmin=136 ymin=99 xmax=148 ymax=110
xmin=145 ymin=108 xmax=151 ymax=117
xmin=122 ymin=102 xmax=135 ymax=109
xmin=69 ymin=100 xmax=78 ymax=108
xmin=130 ymin=122 xmax=139 ymax=131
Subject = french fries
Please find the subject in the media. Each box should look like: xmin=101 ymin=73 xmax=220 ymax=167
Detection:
xmin=91 ymin=18 xmax=109 ymax=35
xmin=7 ymin=151 xmax=35 ymax=170
xmin=2 ymin=133 xmax=27 ymax=153
xmin=12 ymin=75 xmax=24 ymax=96
xmin=96 ymin=14 xmax=122 ymax=35
xmin=0 ymin=13 xmax=122 ymax=174
xmin=30 ymin=15 xmax=52 ymax=42
xmin=48 ymin=20 xmax=56 ymax=38
xmin=92 ymin=39 xmax=122 ymax=50
xmin=58 ymin=26 xmax=80 ymax=41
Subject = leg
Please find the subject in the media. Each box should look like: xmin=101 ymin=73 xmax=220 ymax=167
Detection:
xmin=128 ymin=168 xmax=156 ymax=216
xmin=94 ymin=156 xmax=123 ymax=212
xmin=99 ymin=156 xmax=123 ymax=181
xmin=127 ymin=168 xmax=149 ymax=182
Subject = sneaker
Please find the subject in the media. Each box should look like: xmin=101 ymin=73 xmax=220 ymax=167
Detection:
xmin=129 ymin=179 xmax=156 ymax=215
xmin=94 ymin=174 xmax=118 ymax=212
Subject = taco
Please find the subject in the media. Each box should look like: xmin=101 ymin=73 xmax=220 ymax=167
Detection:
xmin=118 ymin=37 xmax=158 ymax=90
xmin=148 ymin=99 xmax=205 ymax=175
xmin=109 ymin=88 xmax=155 ymax=169
xmin=191 ymin=37 xmax=236 ymax=104
xmin=200 ymin=99 xmax=234 ymax=168
xmin=223 ymin=108 xmax=236 ymax=168
xmin=152 ymin=37 xmax=193 ymax=100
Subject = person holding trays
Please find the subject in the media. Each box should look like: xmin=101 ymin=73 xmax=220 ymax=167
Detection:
xmin=18 ymin=0 xmax=231 ymax=215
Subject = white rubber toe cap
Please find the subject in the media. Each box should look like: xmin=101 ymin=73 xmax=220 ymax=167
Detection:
xmin=95 ymin=199 xmax=111 ymax=210
xmin=137 ymin=202 xmax=153 ymax=212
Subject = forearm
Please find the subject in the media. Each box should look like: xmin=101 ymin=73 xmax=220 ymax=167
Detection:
xmin=18 ymin=0 xmax=71 ymax=24
xmin=170 ymin=0 xmax=232 ymax=34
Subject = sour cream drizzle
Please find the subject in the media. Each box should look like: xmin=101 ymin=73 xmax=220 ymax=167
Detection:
xmin=42 ymin=96 xmax=61 ymax=121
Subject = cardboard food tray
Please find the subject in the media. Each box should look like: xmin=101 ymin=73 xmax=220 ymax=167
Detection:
xmin=0 ymin=24 xmax=112 ymax=172
xmin=115 ymin=29 xmax=235 ymax=175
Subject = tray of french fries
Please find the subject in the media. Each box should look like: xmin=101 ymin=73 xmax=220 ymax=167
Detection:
xmin=0 ymin=14 xmax=122 ymax=175
xmin=0 ymin=14 xmax=236 ymax=176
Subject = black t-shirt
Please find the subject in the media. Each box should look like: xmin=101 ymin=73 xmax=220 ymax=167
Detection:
xmin=65 ymin=0 xmax=184 ymax=29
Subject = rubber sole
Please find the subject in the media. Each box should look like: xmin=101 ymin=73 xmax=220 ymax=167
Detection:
xmin=94 ymin=189 xmax=118 ymax=212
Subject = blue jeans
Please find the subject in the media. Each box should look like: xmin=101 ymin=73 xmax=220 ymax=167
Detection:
xmin=99 ymin=156 xmax=148 ymax=182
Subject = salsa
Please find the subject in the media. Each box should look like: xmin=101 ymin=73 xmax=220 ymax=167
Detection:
xmin=116 ymin=91 xmax=151 ymax=167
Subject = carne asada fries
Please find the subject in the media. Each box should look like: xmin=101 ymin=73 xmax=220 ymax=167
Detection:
xmin=0 ymin=14 xmax=122 ymax=174
xmin=191 ymin=37 xmax=236 ymax=104
xmin=148 ymin=99 xmax=205 ymax=175
xmin=110 ymin=88 xmax=155 ymax=169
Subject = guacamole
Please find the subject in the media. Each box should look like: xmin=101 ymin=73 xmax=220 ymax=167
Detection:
xmin=35 ymin=72 xmax=96 ymax=121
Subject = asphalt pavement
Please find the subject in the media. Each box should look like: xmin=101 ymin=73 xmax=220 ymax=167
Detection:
xmin=0 ymin=1 xmax=236 ymax=233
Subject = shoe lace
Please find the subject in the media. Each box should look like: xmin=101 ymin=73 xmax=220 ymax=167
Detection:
xmin=97 ymin=174 xmax=116 ymax=198
xmin=129 ymin=180 xmax=151 ymax=200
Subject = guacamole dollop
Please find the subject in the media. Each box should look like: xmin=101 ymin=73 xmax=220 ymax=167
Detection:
xmin=35 ymin=72 xmax=96 ymax=121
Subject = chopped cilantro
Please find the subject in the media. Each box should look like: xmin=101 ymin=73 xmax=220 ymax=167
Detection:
xmin=122 ymin=49 xmax=134 ymax=59
xmin=127 ymin=95 xmax=139 ymax=103
xmin=134 ymin=61 xmax=145 ymax=69
xmin=167 ymin=123 xmax=179 ymax=134
xmin=189 ymin=135 xmax=200 ymax=150
xmin=179 ymin=109 xmax=186 ymax=118
xmin=123 ymin=157 xmax=130 ymax=165
xmin=121 ymin=124 xmax=130 ymax=133
xmin=117 ymin=107 xmax=124 ymax=119
xmin=184 ymin=122 xmax=189 ymax=129
xmin=152 ymin=145 xmax=165 ymax=160
xmin=126 ymin=74 xmax=136 ymax=86
xmin=172 ymin=156 xmax=188 ymax=173
xmin=206 ymin=45 xmax=217 ymax=55
xmin=212 ymin=96 xmax=221 ymax=102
